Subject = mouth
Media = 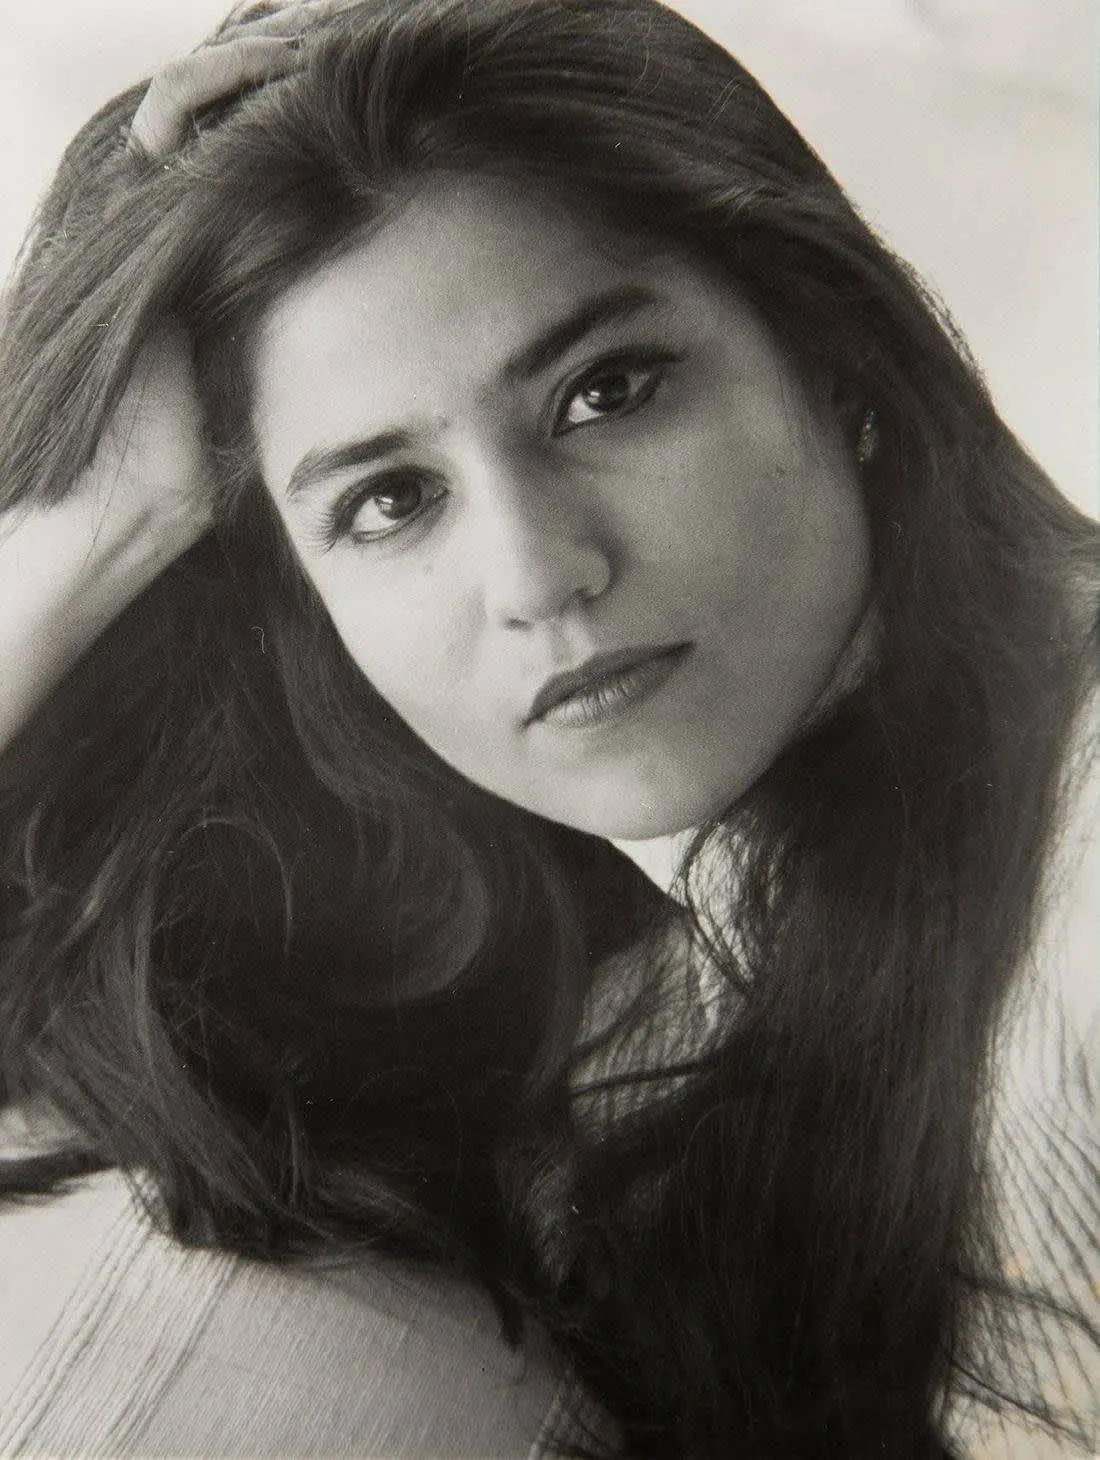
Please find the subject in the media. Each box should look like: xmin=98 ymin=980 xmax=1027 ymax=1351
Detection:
xmin=525 ymin=643 xmax=694 ymax=730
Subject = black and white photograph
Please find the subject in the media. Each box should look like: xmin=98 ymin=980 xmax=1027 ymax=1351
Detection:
xmin=0 ymin=3 xmax=1096 ymax=1456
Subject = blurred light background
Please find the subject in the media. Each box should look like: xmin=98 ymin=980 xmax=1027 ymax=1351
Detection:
xmin=3 ymin=0 xmax=1096 ymax=512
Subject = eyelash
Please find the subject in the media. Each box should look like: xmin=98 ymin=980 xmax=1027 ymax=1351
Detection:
xmin=317 ymin=346 xmax=680 ymax=550
xmin=552 ymin=348 xmax=680 ymax=433
xmin=316 ymin=468 xmax=448 ymax=551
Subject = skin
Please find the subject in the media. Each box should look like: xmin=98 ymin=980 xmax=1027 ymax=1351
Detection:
xmin=252 ymin=174 xmax=871 ymax=839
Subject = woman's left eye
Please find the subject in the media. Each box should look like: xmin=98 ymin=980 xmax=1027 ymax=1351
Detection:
xmin=556 ymin=354 xmax=677 ymax=433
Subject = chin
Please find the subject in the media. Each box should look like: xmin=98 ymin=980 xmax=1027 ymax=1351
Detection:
xmin=596 ymin=808 xmax=702 ymax=841
xmin=565 ymin=750 xmax=779 ymax=841
xmin=551 ymin=784 xmax=740 ymax=843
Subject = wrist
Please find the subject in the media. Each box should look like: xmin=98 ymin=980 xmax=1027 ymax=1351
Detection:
xmin=0 ymin=487 xmax=206 ymax=679
xmin=2 ymin=474 xmax=206 ymax=603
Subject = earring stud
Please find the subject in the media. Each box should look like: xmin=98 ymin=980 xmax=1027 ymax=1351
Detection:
xmin=856 ymin=408 xmax=879 ymax=466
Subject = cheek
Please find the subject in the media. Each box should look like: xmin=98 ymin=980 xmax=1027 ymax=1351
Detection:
xmin=625 ymin=419 xmax=797 ymax=580
xmin=301 ymin=552 xmax=481 ymax=735
xmin=646 ymin=413 xmax=869 ymax=647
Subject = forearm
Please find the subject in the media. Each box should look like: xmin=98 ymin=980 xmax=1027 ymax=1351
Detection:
xmin=0 ymin=488 xmax=197 ymax=755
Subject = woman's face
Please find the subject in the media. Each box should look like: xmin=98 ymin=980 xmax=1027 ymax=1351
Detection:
xmin=252 ymin=176 xmax=870 ymax=839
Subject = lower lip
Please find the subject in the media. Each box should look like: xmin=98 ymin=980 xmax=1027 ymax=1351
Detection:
xmin=534 ymin=645 xmax=693 ymax=731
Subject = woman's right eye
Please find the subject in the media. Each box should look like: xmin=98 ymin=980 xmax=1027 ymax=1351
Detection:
xmin=323 ymin=470 xmax=447 ymax=548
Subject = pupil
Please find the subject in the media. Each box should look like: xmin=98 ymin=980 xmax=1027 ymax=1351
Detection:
xmin=377 ymin=481 xmax=422 ymax=519
xmin=583 ymin=372 xmax=630 ymax=411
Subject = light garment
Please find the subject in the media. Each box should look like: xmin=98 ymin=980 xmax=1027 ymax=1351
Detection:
xmin=0 ymin=1146 xmax=613 ymax=1458
xmin=1 ymin=744 xmax=1096 ymax=1456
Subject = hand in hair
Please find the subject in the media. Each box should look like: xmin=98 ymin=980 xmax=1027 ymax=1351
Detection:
xmin=128 ymin=3 xmax=311 ymax=159
xmin=0 ymin=6 xmax=322 ymax=756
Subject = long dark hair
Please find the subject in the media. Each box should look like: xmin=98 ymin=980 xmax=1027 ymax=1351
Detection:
xmin=1 ymin=1 xmax=1096 ymax=1454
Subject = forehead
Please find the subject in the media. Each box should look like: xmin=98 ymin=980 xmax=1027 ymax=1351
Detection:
xmin=252 ymin=178 xmax=670 ymax=429
xmin=260 ymin=171 xmax=660 ymax=345
xmin=249 ymin=173 xmax=771 ymax=499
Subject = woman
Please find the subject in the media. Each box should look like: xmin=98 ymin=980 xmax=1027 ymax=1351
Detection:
xmin=0 ymin=1 xmax=1096 ymax=1455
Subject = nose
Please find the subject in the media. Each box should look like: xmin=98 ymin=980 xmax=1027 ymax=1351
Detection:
xmin=474 ymin=452 xmax=614 ymax=630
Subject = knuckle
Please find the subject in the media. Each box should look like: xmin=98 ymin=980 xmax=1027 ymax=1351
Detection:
xmin=129 ymin=29 xmax=303 ymax=157
xmin=157 ymin=57 xmax=195 ymax=95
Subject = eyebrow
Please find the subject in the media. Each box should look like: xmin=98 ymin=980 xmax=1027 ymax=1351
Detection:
xmin=499 ymin=283 xmax=663 ymax=384
xmin=285 ymin=430 xmax=414 ymax=502
xmin=283 ymin=284 xmax=663 ymax=502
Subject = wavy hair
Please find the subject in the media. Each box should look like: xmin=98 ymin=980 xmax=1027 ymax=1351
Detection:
xmin=1 ymin=1 xmax=1096 ymax=1454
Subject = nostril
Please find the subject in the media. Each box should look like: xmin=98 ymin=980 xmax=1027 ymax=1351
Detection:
xmin=487 ymin=538 xmax=614 ymax=629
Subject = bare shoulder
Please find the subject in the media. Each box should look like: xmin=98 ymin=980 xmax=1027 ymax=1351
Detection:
xmin=0 ymin=1154 xmax=592 ymax=1457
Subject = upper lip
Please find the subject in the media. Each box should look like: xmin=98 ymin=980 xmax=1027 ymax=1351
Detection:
xmin=524 ymin=643 xmax=687 ymax=725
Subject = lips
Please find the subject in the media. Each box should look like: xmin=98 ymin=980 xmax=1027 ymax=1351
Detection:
xmin=525 ymin=643 xmax=693 ymax=729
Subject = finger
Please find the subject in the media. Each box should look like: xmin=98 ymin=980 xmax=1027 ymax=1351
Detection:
xmin=128 ymin=35 xmax=301 ymax=160
xmin=212 ymin=2 xmax=326 ymax=43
